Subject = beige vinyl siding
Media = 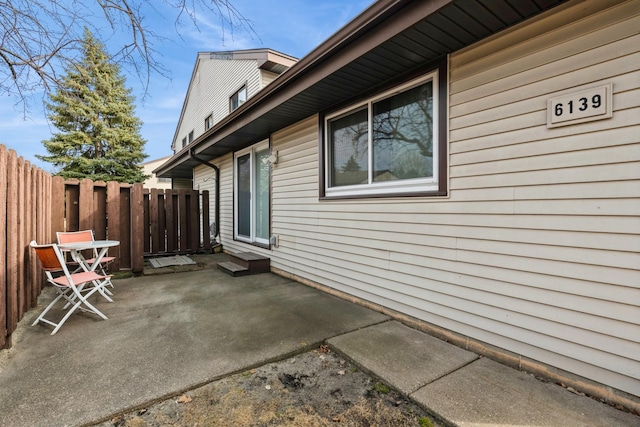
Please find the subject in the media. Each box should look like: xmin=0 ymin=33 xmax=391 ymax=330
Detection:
xmin=217 ymin=153 xmax=234 ymax=250
xmin=261 ymin=70 xmax=280 ymax=87
xmin=175 ymin=57 xmax=262 ymax=153
xmin=193 ymin=164 xmax=218 ymax=228
xmin=171 ymin=178 xmax=193 ymax=190
xmin=256 ymin=0 xmax=640 ymax=396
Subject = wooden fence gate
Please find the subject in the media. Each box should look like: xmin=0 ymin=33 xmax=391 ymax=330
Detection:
xmin=52 ymin=178 xmax=211 ymax=271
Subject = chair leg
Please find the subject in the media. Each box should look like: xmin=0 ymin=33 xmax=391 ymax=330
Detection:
xmin=32 ymin=289 xmax=69 ymax=327
xmin=50 ymin=299 xmax=107 ymax=335
xmin=33 ymin=284 xmax=108 ymax=335
xmin=96 ymin=264 xmax=115 ymax=288
xmin=89 ymin=278 xmax=114 ymax=302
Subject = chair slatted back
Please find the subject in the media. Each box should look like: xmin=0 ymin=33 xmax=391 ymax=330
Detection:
xmin=31 ymin=242 xmax=64 ymax=271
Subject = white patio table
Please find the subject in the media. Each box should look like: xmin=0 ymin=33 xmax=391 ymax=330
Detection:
xmin=58 ymin=240 xmax=120 ymax=303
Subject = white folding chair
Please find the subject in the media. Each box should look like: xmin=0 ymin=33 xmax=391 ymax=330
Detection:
xmin=30 ymin=240 xmax=109 ymax=335
xmin=57 ymin=230 xmax=116 ymax=282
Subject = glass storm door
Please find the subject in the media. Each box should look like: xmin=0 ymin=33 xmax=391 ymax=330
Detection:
xmin=234 ymin=143 xmax=270 ymax=245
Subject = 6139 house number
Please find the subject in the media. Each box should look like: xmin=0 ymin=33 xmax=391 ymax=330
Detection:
xmin=547 ymin=83 xmax=612 ymax=128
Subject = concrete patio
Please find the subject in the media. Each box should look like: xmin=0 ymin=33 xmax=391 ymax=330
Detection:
xmin=0 ymin=253 xmax=637 ymax=427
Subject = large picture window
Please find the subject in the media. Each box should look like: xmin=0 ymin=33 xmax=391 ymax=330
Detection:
xmin=324 ymin=69 xmax=443 ymax=198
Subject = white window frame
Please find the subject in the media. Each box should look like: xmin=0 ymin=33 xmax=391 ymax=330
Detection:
xmin=323 ymin=71 xmax=439 ymax=198
xmin=204 ymin=114 xmax=213 ymax=131
xmin=233 ymin=140 xmax=270 ymax=245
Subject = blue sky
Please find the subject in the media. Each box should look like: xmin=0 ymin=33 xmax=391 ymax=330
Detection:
xmin=0 ymin=0 xmax=373 ymax=172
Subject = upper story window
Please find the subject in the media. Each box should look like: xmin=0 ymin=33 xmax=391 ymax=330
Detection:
xmin=322 ymin=63 xmax=446 ymax=199
xmin=205 ymin=114 xmax=213 ymax=131
xmin=230 ymin=85 xmax=247 ymax=112
xmin=179 ymin=130 xmax=195 ymax=151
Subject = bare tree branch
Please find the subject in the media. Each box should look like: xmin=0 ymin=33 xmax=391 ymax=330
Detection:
xmin=0 ymin=0 xmax=259 ymax=115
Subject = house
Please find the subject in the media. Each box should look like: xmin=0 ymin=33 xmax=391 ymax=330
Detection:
xmin=156 ymin=0 xmax=640 ymax=409
xmin=169 ymin=49 xmax=297 ymax=189
xmin=139 ymin=156 xmax=173 ymax=189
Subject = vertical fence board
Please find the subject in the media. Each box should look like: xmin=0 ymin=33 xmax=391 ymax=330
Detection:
xmin=158 ymin=192 xmax=167 ymax=253
xmin=16 ymin=158 xmax=25 ymax=319
xmin=189 ymin=190 xmax=199 ymax=251
xmin=79 ymin=179 xmax=94 ymax=231
xmin=65 ymin=181 xmax=80 ymax=232
xmin=166 ymin=190 xmax=177 ymax=252
xmin=29 ymin=166 xmax=38 ymax=307
xmin=93 ymin=183 xmax=107 ymax=239
xmin=131 ymin=184 xmax=144 ymax=273
xmin=119 ymin=187 xmax=132 ymax=269
xmin=107 ymin=181 xmax=121 ymax=271
xmin=50 ymin=177 xmax=65 ymax=241
xmin=178 ymin=190 xmax=188 ymax=250
xmin=149 ymin=189 xmax=159 ymax=254
xmin=43 ymin=173 xmax=50 ymax=288
xmin=143 ymin=189 xmax=150 ymax=253
xmin=0 ymin=146 xmax=7 ymax=348
xmin=29 ymin=168 xmax=43 ymax=307
xmin=6 ymin=150 xmax=18 ymax=340
xmin=22 ymin=162 xmax=32 ymax=311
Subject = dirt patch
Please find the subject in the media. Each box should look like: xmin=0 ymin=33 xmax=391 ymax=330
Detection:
xmin=95 ymin=346 xmax=441 ymax=427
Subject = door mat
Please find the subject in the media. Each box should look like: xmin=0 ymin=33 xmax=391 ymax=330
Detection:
xmin=148 ymin=255 xmax=196 ymax=268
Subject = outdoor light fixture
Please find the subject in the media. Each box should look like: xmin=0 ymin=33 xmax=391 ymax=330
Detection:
xmin=262 ymin=151 xmax=278 ymax=166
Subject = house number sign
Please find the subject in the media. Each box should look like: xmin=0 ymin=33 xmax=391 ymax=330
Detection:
xmin=547 ymin=83 xmax=612 ymax=128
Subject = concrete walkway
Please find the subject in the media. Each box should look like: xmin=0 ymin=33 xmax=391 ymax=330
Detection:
xmin=0 ymin=254 xmax=637 ymax=427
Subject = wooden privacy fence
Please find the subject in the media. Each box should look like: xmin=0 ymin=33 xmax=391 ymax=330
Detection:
xmin=1 ymin=144 xmax=210 ymax=349
xmin=52 ymin=179 xmax=211 ymax=270
xmin=0 ymin=146 xmax=51 ymax=350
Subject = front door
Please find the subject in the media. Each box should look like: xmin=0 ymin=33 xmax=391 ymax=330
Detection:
xmin=234 ymin=141 xmax=270 ymax=245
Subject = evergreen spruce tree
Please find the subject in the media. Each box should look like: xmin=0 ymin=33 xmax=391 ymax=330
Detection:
xmin=342 ymin=155 xmax=362 ymax=172
xmin=38 ymin=28 xmax=148 ymax=183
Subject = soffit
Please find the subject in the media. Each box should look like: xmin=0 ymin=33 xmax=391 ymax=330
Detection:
xmin=157 ymin=0 xmax=568 ymax=178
